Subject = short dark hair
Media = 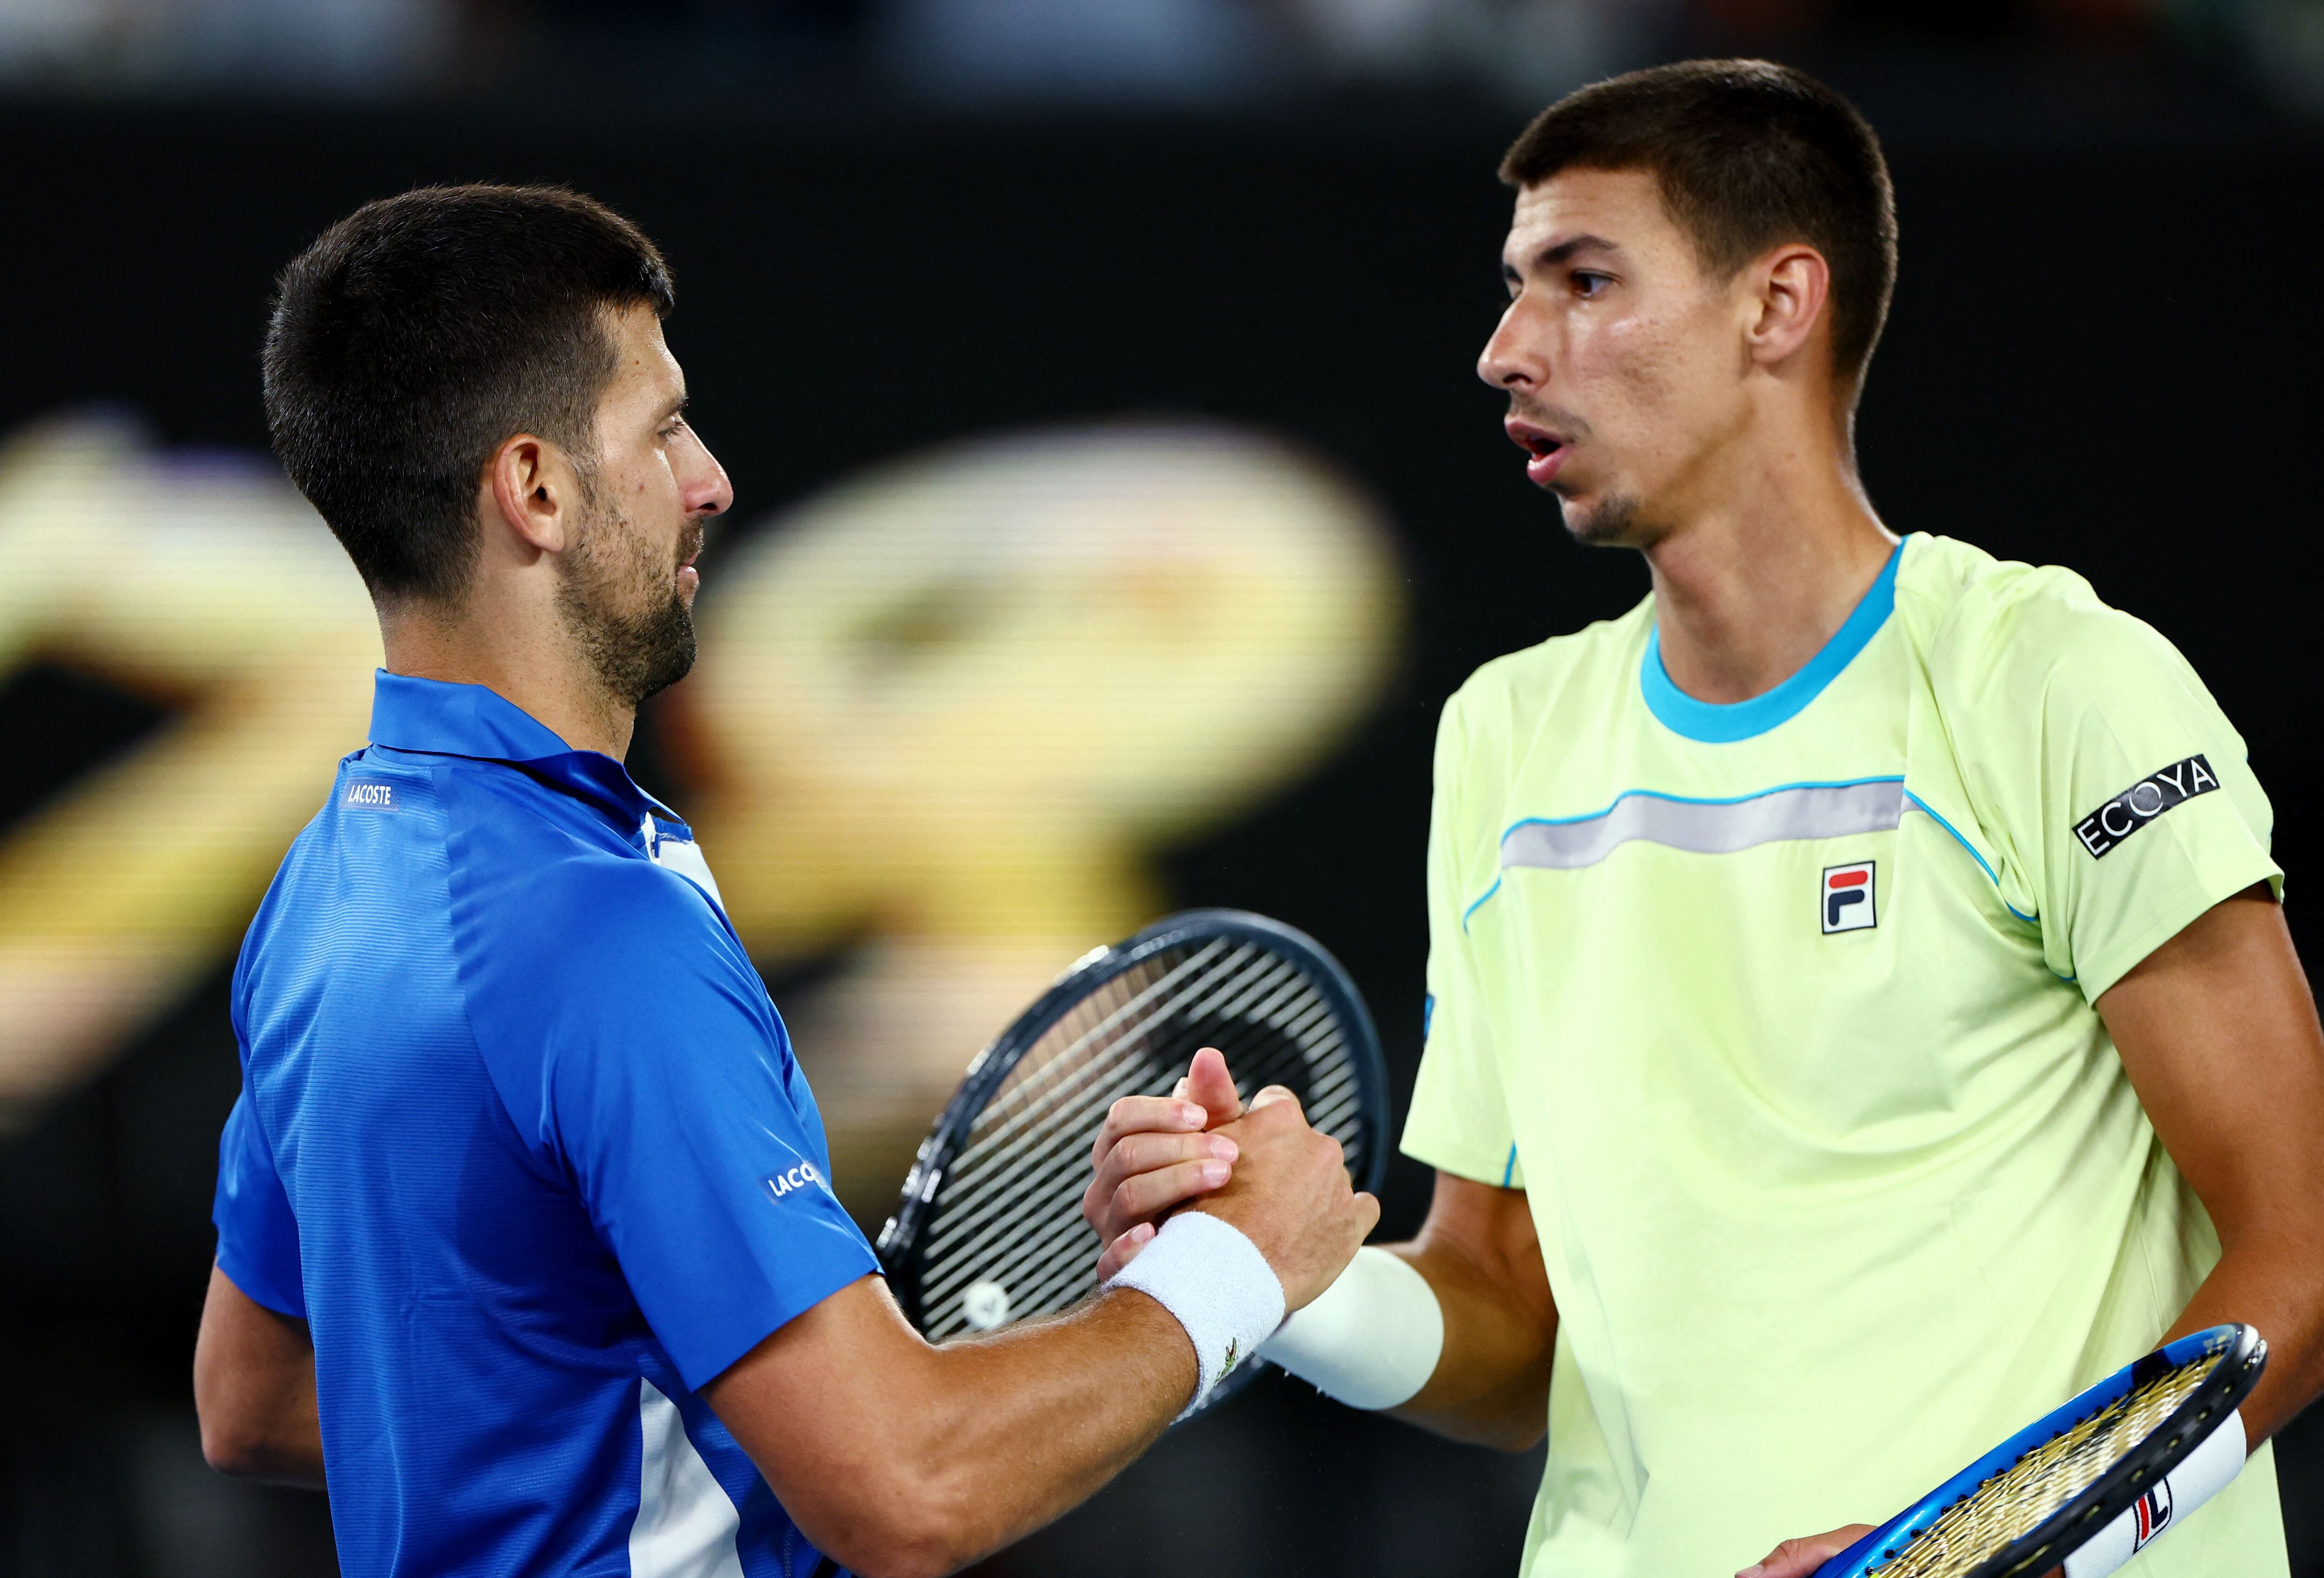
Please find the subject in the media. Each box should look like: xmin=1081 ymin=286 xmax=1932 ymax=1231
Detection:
xmin=1501 ymin=59 xmax=1897 ymax=395
xmin=263 ymin=184 xmax=676 ymax=606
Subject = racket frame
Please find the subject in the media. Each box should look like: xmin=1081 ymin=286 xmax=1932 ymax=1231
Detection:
xmin=876 ymin=909 xmax=1390 ymax=1368
xmin=1816 ymin=1322 xmax=2267 ymax=1578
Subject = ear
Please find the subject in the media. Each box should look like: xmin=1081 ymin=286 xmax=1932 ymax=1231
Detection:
xmin=1743 ymin=243 xmax=1832 ymax=374
xmin=482 ymin=433 xmax=585 ymax=556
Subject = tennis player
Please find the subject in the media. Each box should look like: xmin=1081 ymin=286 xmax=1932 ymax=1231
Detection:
xmin=1086 ymin=60 xmax=2324 ymax=1578
xmin=191 ymin=184 xmax=1378 ymax=1578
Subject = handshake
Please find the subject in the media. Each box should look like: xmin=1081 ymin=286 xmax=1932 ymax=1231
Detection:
xmin=1081 ymin=1045 xmax=1379 ymax=1305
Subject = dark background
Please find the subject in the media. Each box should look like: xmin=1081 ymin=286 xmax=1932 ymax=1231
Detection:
xmin=1 ymin=21 xmax=2321 ymax=1573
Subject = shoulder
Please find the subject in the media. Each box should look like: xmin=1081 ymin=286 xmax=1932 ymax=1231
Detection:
xmin=498 ymin=849 xmax=736 ymax=982
xmin=459 ymin=845 xmax=783 ymax=1111
xmin=1898 ymin=533 xmax=2201 ymax=710
xmin=1442 ymin=595 xmax=1654 ymax=752
xmin=236 ymin=754 xmax=444 ymax=1002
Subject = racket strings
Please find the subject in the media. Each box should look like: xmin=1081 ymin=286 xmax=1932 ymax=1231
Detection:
xmin=921 ymin=949 xmax=1310 ymax=1266
xmin=1864 ymin=1351 xmax=2223 ymax=1578
xmin=910 ymin=939 xmax=1368 ymax=1341
xmin=944 ymin=940 xmax=1300 ymax=1187
xmin=917 ymin=990 xmax=1336 ymax=1325
xmin=929 ymin=945 xmax=1322 ymax=1236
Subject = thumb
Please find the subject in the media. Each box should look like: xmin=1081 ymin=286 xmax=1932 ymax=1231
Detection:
xmin=1246 ymin=1083 xmax=1303 ymax=1116
xmin=1183 ymin=1047 xmax=1244 ymax=1127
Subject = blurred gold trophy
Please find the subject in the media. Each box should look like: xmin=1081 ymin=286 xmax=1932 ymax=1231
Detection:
xmin=673 ymin=423 xmax=1402 ymax=1216
xmin=0 ymin=414 xmax=1402 ymax=1219
xmin=0 ymin=416 xmax=380 ymax=1118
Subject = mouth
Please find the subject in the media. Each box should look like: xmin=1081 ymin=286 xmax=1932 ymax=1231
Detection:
xmin=1505 ymin=419 xmax=1571 ymax=487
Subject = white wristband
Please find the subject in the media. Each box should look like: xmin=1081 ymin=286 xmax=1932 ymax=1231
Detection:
xmin=2061 ymin=1410 xmax=2247 ymax=1578
xmin=1106 ymin=1211 xmax=1286 ymax=1417
xmin=1257 ymin=1244 xmax=1444 ymax=1410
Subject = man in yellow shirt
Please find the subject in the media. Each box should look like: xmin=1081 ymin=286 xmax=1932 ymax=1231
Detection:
xmin=1086 ymin=58 xmax=2324 ymax=1577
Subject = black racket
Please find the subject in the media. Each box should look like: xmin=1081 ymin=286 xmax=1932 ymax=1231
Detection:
xmin=875 ymin=909 xmax=1390 ymax=1420
xmin=1816 ymin=1323 xmax=2266 ymax=1578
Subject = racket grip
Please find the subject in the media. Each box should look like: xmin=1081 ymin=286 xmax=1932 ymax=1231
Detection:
xmin=2060 ymin=1410 xmax=2247 ymax=1578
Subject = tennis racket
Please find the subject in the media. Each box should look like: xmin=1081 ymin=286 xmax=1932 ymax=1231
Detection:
xmin=874 ymin=908 xmax=1390 ymax=1420
xmin=1815 ymin=1323 xmax=2266 ymax=1578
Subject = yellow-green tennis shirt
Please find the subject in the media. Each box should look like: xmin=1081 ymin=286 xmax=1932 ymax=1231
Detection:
xmin=1404 ymin=533 xmax=2289 ymax=1578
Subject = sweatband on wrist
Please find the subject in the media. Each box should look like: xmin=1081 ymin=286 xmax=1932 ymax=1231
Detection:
xmin=2061 ymin=1409 xmax=2247 ymax=1578
xmin=1257 ymin=1244 xmax=1444 ymax=1410
xmin=1106 ymin=1210 xmax=1285 ymax=1417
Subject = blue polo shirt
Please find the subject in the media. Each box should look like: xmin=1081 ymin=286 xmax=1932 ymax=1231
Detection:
xmin=213 ymin=672 xmax=878 ymax=1578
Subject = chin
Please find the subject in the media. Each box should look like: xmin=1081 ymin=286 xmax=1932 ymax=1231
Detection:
xmin=1557 ymin=490 xmax=1644 ymax=548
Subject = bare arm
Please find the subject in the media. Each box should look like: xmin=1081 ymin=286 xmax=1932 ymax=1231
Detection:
xmin=2096 ymin=885 xmax=2324 ymax=1445
xmin=1745 ymin=887 xmax=2324 ymax=1578
xmin=707 ymin=1090 xmax=1377 ymax=1578
xmin=1085 ymin=1052 xmax=1556 ymax=1452
xmin=1383 ymin=1170 xmax=1558 ymax=1451
xmin=192 ymin=1263 xmax=324 ymax=1489
xmin=705 ymin=1276 xmax=1188 ymax=1578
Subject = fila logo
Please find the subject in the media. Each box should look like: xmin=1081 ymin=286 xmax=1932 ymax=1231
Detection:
xmin=2074 ymin=754 xmax=2218 ymax=859
xmin=764 ymin=1162 xmax=824 ymax=1201
xmin=2132 ymin=1480 xmax=2174 ymax=1550
xmin=342 ymin=779 xmax=398 ymax=811
xmin=1822 ymin=861 xmax=1876 ymax=933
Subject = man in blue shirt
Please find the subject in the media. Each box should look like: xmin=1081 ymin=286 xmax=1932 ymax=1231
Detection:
xmin=193 ymin=184 xmax=1377 ymax=1578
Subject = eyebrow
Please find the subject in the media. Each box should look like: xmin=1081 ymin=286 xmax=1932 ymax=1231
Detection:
xmin=1503 ymin=233 xmax=1623 ymax=282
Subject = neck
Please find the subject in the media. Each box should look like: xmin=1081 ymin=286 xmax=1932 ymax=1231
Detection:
xmin=1642 ymin=435 xmax=1895 ymax=706
xmin=378 ymin=602 xmax=634 ymax=760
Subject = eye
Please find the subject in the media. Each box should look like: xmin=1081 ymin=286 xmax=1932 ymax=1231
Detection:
xmin=1572 ymin=271 xmax=1613 ymax=299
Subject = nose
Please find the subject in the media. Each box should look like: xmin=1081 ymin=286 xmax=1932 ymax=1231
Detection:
xmin=1477 ymin=297 xmax=1545 ymax=392
xmin=680 ymin=427 xmax=734 ymax=519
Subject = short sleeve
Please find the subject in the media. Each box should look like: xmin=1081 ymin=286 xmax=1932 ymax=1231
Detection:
xmin=214 ymin=1072 xmax=308 ymax=1318
xmin=483 ymin=861 xmax=880 ymax=1392
xmin=1402 ymin=691 xmax=1525 ymax=1190
xmin=535 ymin=864 xmax=878 ymax=1394
xmin=1948 ymin=574 xmax=2281 ymax=1003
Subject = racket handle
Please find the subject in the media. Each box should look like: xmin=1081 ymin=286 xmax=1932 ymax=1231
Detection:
xmin=2061 ymin=1410 xmax=2247 ymax=1578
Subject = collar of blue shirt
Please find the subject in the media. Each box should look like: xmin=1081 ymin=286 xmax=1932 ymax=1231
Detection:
xmin=366 ymin=670 xmax=679 ymax=837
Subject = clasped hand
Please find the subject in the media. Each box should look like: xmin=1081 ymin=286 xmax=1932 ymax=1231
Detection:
xmin=1080 ymin=1046 xmax=1376 ymax=1310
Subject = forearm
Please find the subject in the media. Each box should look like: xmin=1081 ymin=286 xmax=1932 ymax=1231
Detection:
xmin=886 ymin=1289 xmax=1194 ymax=1567
xmin=735 ymin=1090 xmax=1374 ymax=1578
xmin=713 ymin=1277 xmax=1194 ymax=1578
xmin=1256 ymin=1172 xmax=1554 ymax=1450
xmin=1384 ymin=1239 xmax=1557 ymax=1450
xmin=2163 ymin=1226 xmax=2324 ymax=1446
xmin=192 ymin=1265 xmax=325 ymax=1489
xmin=2095 ymin=889 xmax=2324 ymax=1449
xmin=205 ymin=1412 xmax=326 ymax=1489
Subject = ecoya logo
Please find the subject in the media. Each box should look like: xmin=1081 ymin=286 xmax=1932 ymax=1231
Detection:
xmin=764 ymin=1162 xmax=825 ymax=1202
xmin=2075 ymin=755 xmax=2218 ymax=859
xmin=1822 ymin=861 xmax=1876 ymax=934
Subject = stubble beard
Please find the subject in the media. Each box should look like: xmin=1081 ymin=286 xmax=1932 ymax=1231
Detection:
xmin=1558 ymin=488 xmax=1644 ymax=548
xmin=1507 ymin=394 xmax=1646 ymax=549
xmin=556 ymin=481 xmax=702 ymax=711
